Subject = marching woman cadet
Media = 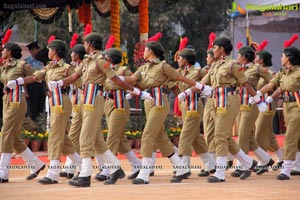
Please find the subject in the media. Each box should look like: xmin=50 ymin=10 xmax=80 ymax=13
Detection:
xmin=60 ymin=44 xmax=86 ymax=179
xmin=120 ymin=41 xmax=211 ymax=184
xmin=7 ymin=40 xmax=83 ymax=184
xmin=200 ymin=48 xmax=218 ymax=176
xmin=176 ymin=48 xmax=215 ymax=176
xmin=254 ymin=50 xmax=283 ymax=174
xmin=259 ymin=46 xmax=300 ymax=180
xmin=231 ymin=46 xmax=274 ymax=178
xmin=179 ymin=37 xmax=263 ymax=183
xmin=95 ymin=48 xmax=142 ymax=180
xmin=47 ymin=32 xmax=152 ymax=187
xmin=0 ymin=42 xmax=45 ymax=183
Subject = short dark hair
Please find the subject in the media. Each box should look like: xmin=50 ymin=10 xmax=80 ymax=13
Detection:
xmin=26 ymin=41 xmax=40 ymax=50
xmin=283 ymin=46 xmax=300 ymax=65
xmin=213 ymin=37 xmax=233 ymax=54
xmin=179 ymin=48 xmax=196 ymax=65
xmin=256 ymin=50 xmax=272 ymax=67
xmin=238 ymin=46 xmax=255 ymax=62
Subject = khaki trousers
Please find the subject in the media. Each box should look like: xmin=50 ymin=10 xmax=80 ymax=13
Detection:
xmin=238 ymin=104 xmax=259 ymax=154
xmin=1 ymin=94 xmax=27 ymax=153
xmin=140 ymin=94 xmax=174 ymax=157
xmin=214 ymin=95 xmax=241 ymax=157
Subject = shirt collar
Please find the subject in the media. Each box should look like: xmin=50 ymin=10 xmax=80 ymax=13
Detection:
xmin=4 ymin=58 xmax=17 ymax=67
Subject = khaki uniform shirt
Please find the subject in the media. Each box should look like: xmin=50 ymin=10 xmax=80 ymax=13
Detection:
xmin=241 ymin=62 xmax=272 ymax=89
xmin=34 ymin=59 xmax=82 ymax=88
xmin=271 ymin=66 xmax=300 ymax=92
xmin=104 ymin=64 xmax=132 ymax=90
xmin=75 ymin=52 xmax=116 ymax=85
xmin=0 ymin=59 xmax=34 ymax=85
xmin=201 ymin=57 xmax=248 ymax=88
xmin=134 ymin=59 xmax=179 ymax=89
xmin=177 ymin=66 xmax=207 ymax=91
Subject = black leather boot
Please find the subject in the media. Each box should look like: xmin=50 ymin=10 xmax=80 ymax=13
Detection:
xmin=104 ymin=168 xmax=125 ymax=185
xmin=69 ymin=176 xmax=91 ymax=187
xmin=26 ymin=164 xmax=46 ymax=180
xmin=59 ymin=172 xmax=74 ymax=179
xmin=170 ymin=171 xmax=191 ymax=183
xmin=127 ymin=170 xmax=139 ymax=179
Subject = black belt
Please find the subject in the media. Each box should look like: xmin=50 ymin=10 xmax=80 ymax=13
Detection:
xmin=60 ymin=87 xmax=70 ymax=94
xmin=283 ymin=96 xmax=296 ymax=102
xmin=146 ymin=87 xmax=168 ymax=94
xmin=105 ymin=90 xmax=125 ymax=99
xmin=222 ymin=86 xmax=236 ymax=92
xmin=82 ymin=84 xmax=103 ymax=91
xmin=213 ymin=86 xmax=237 ymax=96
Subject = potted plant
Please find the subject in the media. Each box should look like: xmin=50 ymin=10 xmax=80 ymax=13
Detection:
xmin=42 ymin=131 xmax=49 ymax=151
xmin=132 ymin=130 xmax=142 ymax=149
xmin=21 ymin=114 xmax=47 ymax=151
xmin=167 ymin=127 xmax=181 ymax=147
xmin=125 ymin=130 xmax=135 ymax=148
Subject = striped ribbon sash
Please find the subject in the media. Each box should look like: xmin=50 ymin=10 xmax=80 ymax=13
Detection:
xmin=261 ymin=92 xmax=273 ymax=111
xmin=284 ymin=91 xmax=300 ymax=107
xmin=151 ymin=87 xmax=164 ymax=107
xmin=111 ymin=90 xmax=126 ymax=109
xmin=49 ymin=87 xmax=63 ymax=113
xmin=215 ymin=87 xmax=228 ymax=114
xmin=72 ymin=88 xmax=81 ymax=112
xmin=215 ymin=87 xmax=228 ymax=108
xmin=186 ymin=92 xmax=198 ymax=111
xmin=239 ymin=87 xmax=251 ymax=111
xmin=9 ymin=86 xmax=22 ymax=108
xmin=294 ymin=91 xmax=300 ymax=107
xmin=83 ymin=83 xmax=101 ymax=111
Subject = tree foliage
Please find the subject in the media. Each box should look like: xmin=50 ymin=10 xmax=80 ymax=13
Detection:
xmin=1 ymin=0 xmax=232 ymax=67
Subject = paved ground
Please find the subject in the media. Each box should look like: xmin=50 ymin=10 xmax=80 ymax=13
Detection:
xmin=2 ymin=156 xmax=300 ymax=200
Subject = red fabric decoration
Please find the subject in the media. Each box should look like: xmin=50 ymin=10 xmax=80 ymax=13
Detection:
xmin=236 ymin=42 xmax=243 ymax=50
xmin=284 ymin=34 xmax=298 ymax=48
xmin=173 ymin=97 xmax=182 ymax=117
xmin=78 ymin=1 xmax=92 ymax=27
xmin=84 ymin=24 xmax=92 ymax=37
xmin=139 ymin=0 xmax=148 ymax=34
xmin=179 ymin=37 xmax=188 ymax=50
xmin=147 ymin=32 xmax=162 ymax=42
xmin=105 ymin=35 xmax=115 ymax=49
xmin=257 ymin=40 xmax=268 ymax=51
xmin=70 ymin=33 xmax=79 ymax=48
xmin=207 ymin=32 xmax=216 ymax=50
xmin=2 ymin=29 xmax=12 ymax=45
xmin=47 ymin=35 xmax=56 ymax=44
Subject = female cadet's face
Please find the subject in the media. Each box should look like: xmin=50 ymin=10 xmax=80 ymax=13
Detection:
xmin=254 ymin=55 xmax=263 ymax=65
xmin=206 ymin=54 xmax=214 ymax=65
xmin=177 ymin=56 xmax=186 ymax=67
xmin=1 ymin=48 xmax=10 ymax=59
xmin=143 ymin=47 xmax=152 ymax=60
xmin=281 ymin=53 xmax=290 ymax=67
xmin=48 ymin=48 xmax=55 ymax=60
xmin=237 ymin=53 xmax=246 ymax=64
xmin=71 ymin=51 xmax=79 ymax=62
xmin=212 ymin=45 xmax=222 ymax=59
xmin=84 ymin=41 xmax=90 ymax=53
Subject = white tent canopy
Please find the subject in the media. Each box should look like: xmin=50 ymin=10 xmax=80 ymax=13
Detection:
xmin=235 ymin=0 xmax=300 ymax=8
xmin=232 ymin=0 xmax=300 ymax=72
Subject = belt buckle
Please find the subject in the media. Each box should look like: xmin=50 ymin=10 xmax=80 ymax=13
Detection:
xmin=283 ymin=96 xmax=289 ymax=102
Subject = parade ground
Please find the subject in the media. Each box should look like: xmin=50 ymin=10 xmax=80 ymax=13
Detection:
xmin=2 ymin=135 xmax=299 ymax=200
